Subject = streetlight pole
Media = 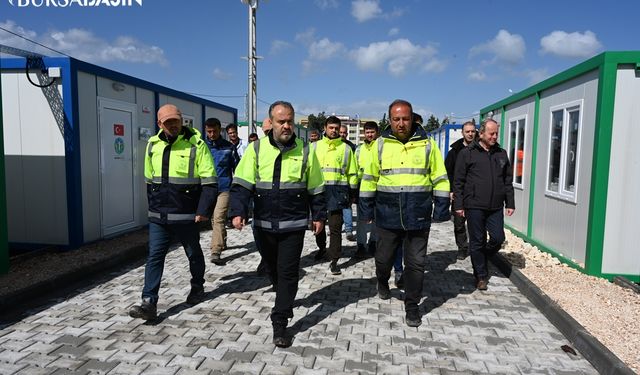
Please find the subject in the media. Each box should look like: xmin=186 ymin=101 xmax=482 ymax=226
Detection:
xmin=242 ymin=0 xmax=259 ymax=135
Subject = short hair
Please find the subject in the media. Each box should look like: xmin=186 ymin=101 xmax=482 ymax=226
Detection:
xmin=248 ymin=132 xmax=259 ymax=139
xmin=462 ymin=121 xmax=476 ymax=130
xmin=204 ymin=118 xmax=221 ymax=128
xmin=340 ymin=124 xmax=348 ymax=131
xmin=268 ymin=100 xmax=295 ymax=120
xmin=226 ymin=123 xmax=238 ymax=132
xmin=388 ymin=99 xmax=413 ymax=119
xmin=413 ymin=113 xmax=423 ymax=124
xmin=363 ymin=121 xmax=379 ymax=131
xmin=325 ymin=116 xmax=341 ymax=127
xmin=309 ymin=128 xmax=321 ymax=135
xmin=479 ymin=118 xmax=498 ymax=133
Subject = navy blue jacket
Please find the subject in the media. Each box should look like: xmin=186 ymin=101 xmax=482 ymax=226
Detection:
xmin=204 ymin=137 xmax=239 ymax=192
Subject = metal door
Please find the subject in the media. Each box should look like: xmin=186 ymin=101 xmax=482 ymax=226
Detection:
xmin=98 ymin=98 xmax=137 ymax=236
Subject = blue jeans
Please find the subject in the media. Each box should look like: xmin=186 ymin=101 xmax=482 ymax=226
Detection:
xmin=342 ymin=206 xmax=353 ymax=233
xmin=466 ymin=209 xmax=505 ymax=280
xmin=142 ymin=222 xmax=205 ymax=305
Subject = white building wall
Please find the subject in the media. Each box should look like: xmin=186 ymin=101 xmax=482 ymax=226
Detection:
xmin=602 ymin=66 xmax=640 ymax=276
xmin=504 ymin=97 xmax=535 ymax=234
xmin=532 ymin=70 xmax=598 ymax=265
xmin=1 ymin=70 xmax=68 ymax=245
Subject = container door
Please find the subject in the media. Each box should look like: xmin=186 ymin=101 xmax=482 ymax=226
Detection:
xmin=98 ymin=98 xmax=137 ymax=236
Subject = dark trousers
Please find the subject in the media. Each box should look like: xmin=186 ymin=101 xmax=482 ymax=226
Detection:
xmin=376 ymin=226 xmax=429 ymax=312
xmin=255 ymin=229 xmax=305 ymax=323
xmin=453 ymin=214 xmax=469 ymax=251
xmin=466 ymin=209 xmax=505 ymax=280
xmin=317 ymin=210 xmax=343 ymax=261
xmin=142 ymin=222 xmax=205 ymax=305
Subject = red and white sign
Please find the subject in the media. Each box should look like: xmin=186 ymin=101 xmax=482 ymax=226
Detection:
xmin=113 ymin=124 xmax=125 ymax=136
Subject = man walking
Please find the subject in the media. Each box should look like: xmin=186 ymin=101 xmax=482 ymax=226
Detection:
xmin=444 ymin=121 xmax=477 ymax=260
xmin=359 ymin=99 xmax=450 ymax=327
xmin=229 ymin=101 xmax=326 ymax=347
xmin=313 ymin=116 xmax=358 ymax=275
xmin=354 ymin=121 xmax=379 ymax=258
xmin=453 ymin=118 xmax=514 ymax=290
xmin=129 ymin=104 xmax=217 ymax=321
xmin=204 ymin=118 xmax=239 ymax=265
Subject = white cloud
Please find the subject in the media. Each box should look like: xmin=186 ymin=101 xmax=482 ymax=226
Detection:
xmin=469 ymin=29 xmax=526 ymax=65
xmin=351 ymin=0 xmax=382 ymax=22
xmin=269 ymin=39 xmax=291 ymax=55
xmin=295 ymin=28 xmax=316 ymax=46
xmin=315 ymin=0 xmax=338 ymax=10
xmin=525 ymin=68 xmax=549 ymax=85
xmin=468 ymin=71 xmax=487 ymax=81
xmin=350 ymin=38 xmax=446 ymax=76
xmin=308 ymin=38 xmax=345 ymax=60
xmin=0 ymin=20 xmax=167 ymax=65
xmin=540 ymin=30 xmax=602 ymax=58
xmin=212 ymin=68 xmax=232 ymax=81
xmin=388 ymin=28 xmax=399 ymax=37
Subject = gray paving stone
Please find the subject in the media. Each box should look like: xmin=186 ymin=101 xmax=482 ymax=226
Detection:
xmin=108 ymin=362 xmax=150 ymax=375
xmin=261 ymin=364 xmax=296 ymax=375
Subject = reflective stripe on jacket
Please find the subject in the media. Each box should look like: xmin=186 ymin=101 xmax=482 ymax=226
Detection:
xmin=313 ymin=136 xmax=358 ymax=211
xmin=145 ymin=127 xmax=218 ymax=224
xmin=358 ymin=124 xmax=450 ymax=230
xmin=229 ymin=133 xmax=326 ymax=232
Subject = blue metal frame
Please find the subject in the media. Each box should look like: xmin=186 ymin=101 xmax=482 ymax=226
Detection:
xmin=1 ymin=56 xmax=238 ymax=249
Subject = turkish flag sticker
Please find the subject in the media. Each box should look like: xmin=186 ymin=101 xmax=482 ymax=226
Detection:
xmin=114 ymin=124 xmax=124 ymax=136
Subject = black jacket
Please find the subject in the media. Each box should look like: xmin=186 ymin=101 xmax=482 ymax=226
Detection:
xmin=453 ymin=140 xmax=515 ymax=211
xmin=444 ymin=138 xmax=466 ymax=183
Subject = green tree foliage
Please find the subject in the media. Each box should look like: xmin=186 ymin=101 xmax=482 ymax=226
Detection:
xmin=379 ymin=113 xmax=389 ymax=131
xmin=307 ymin=112 xmax=327 ymax=131
xmin=425 ymin=114 xmax=440 ymax=133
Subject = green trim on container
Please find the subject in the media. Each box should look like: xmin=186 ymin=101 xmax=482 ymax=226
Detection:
xmin=499 ymin=106 xmax=506 ymax=144
xmin=0 ymin=70 xmax=8 ymax=275
xmin=584 ymin=57 xmax=618 ymax=278
xmin=506 ymin=224 xmax=585 ymax=273
xmin=527 ymin=93 xmax=541 ymax=238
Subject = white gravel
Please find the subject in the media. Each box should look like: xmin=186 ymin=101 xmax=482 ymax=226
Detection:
xmin=501 ymin=230 xmax=640 ymax=373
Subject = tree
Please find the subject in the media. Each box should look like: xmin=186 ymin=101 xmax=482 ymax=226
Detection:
xmin=379 ymin=113 xmax=389 ymax=131
xmin=307 ymin=111 xmax=326 ymax=131
xmin=441 ymin=116 xmax=450 ymax=126
xmin=424 ymin=114 xmax=440 ymax=133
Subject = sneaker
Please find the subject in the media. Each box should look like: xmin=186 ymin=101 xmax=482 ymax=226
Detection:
xmin=377 ymin=282 xmax=391 ymax=300
xmin=128 ymin=299 xmax=157 ymax=321
xmin=394 ymin=272 xmax=404 ymax=290
xmin=186 ymin=288 xmax=205 ymax=305
xmin=476 ymin=278 xmax=488 ymax=291
xmin=346 ymin=232 xmax=356 ymax=242
xmin=272 ymin=322 xmax=292 ymax=348
xmin=210 ymin=253 xmax=224 ymax=265
xmin=354 ymin=244 xmax=368 ymax=259
xmin=314 ymin=249 xmax=327 ymax=261
xmin=329 ymin=261 xmax=342 ymax=275
xmin=456 ymin=249 xmax=468 ymax=260
xmin=406 ymin=310 xmax=422 ymax=327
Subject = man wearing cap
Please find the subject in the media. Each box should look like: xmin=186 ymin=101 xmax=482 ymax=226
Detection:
xmin=129 ymin=104 xmax=218 ymax=321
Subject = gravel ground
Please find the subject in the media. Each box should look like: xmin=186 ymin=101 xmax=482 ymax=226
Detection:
xmin=501 ymin=230 xmax=640 ymax=373
xmin=1 ymin=226 xmax=638 ymax=372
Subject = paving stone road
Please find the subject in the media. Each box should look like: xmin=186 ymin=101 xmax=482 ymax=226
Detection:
xmin=0 ymin=220 xmax=598 ymax=374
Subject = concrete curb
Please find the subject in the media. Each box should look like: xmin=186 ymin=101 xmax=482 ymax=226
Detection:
xmin=491 ymin=253 xmax=635 ymax=375
xmin=0 ymin=243 xmax=148 ymax=318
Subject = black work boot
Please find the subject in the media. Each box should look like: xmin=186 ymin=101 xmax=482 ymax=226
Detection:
xmin=129 ymin=298 xmax=157 ymax=321
xmin=456 ymin=248 xmax=468 ymax=260
xmin=405 ymin=309 xmax=422 ymax=327
xmin=354 ymin=244 xmax=368 ymax=259
xmin=186 ymin=287 xmax=205 ymax=305
xmin=314 ymin=248 xmax=327 ymax=261
xmin=272 ymin=321 xmax=292 ymax=348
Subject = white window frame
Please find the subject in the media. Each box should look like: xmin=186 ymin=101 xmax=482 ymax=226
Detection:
xmin=506 ymin=114 xmax=527 ymax=190
xmin=545 ymin=99 xmax=583 ymax=203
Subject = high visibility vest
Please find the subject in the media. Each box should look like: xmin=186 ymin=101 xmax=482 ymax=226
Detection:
xmin=233 ymin=135 xmax=324 ymax=232
xmin=355 ymin=141 xmax=375 ymax=182
xmin=359 ymin=126 xmax=450 ymax=230
xmin=313 ymin=137 xmax=358 ymax=189
xmin=144 ymin=127 xmax=217 ymax=224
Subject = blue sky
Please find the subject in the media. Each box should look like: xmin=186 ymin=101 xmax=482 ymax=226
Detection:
xmin=1 ymin=0 xmax=638 ymax=123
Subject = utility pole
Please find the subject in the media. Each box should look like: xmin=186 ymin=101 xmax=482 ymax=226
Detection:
xmin=241 ymin=0 xmax=260 ymax=135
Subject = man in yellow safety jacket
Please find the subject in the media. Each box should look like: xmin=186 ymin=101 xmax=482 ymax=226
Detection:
xmin=229 ymin=101 xmax=326 ymax=348
xmin=358 ymin=99 xmax=450 ymax=328
xmin=312 ymin=116 xmax=358 ymax=275
xmin=129 ymin=104 xmax=218 ymax=321
xmin=354 ymin=120 xmax=380 ymax=257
